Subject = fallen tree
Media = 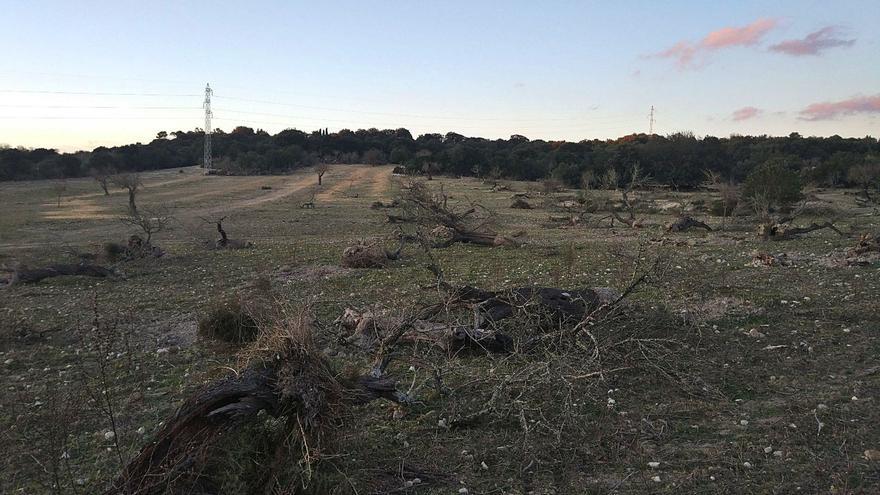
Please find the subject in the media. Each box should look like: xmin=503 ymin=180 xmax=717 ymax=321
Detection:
xmin=391 ymin=181 xmax=524 ymax=248
xmin=108 ymin=309 xmax=415 ymax=495
xmin=2 ymin=263 xmax=115 ymax=286
xmin=666 ymin=216 xmax=712 ymax=233
xmin=758 ymin=220 xmax=844 ymax=240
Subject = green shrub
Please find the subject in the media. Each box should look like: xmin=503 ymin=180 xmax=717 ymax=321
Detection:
xmin=709 ymin=197 xmax=738 ymax=216
xmin=742 ymin=159 xmax=803 ymax=209
xmin=198 ymin=298 xmax=260 ymax=344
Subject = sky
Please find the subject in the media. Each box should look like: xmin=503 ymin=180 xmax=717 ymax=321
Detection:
xmin=1 ymin=0 xmax=878 ymax=152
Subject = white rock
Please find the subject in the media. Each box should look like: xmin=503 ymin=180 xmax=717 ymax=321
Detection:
xmin=104 ymin=431 xmax=116 ymax=441
xmin=773 ymin=451 xmax=783 ymax=457
xmin=743 ymin=462 xmax=752 ymax=468
xmin=3 ymin=359 xmax=12 ymax=365
xmin=458 ymin=488 xmax=469 ymax=494
xmin=136 ymin=426 xmax=146 ymax=435
xmin=652 ymin=476 xmax=661 ymax=482
xmin=763 ymin=446 xmax=772 ymax=454
xmin=156 ymin=347 xmax=170 ymax=354
xmin=740 ymin=419 xmax=749 ymax=426
xmin=481 ymin=461 xmax=489 ymax=470
xmin=648 ymin=461 xmax=660 ymax=468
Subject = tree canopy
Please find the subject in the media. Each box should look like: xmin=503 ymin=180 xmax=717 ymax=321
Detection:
xmin=2 ymin=128 xmax=877 ymax=190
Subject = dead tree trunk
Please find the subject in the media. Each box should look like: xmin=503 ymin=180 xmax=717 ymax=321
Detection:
xmin=108 ymin=355 xmax=412 ymax=495
xmin=666 ymin=216 xmax=712 ymax=232
xmin=4 ymin=263 xmax=115 ymax=286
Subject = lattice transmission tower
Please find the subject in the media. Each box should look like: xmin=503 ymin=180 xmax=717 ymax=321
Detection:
xmin=648 ymin=105 xmax=655 ymax=136
xmin=203 ymin=83 xmax=213 ymax=173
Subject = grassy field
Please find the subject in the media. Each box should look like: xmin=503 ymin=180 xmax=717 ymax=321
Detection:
xmin=1 ymin=165 xmax=879 ymax=494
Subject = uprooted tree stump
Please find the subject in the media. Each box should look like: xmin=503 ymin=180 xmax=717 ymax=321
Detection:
xmin=108 ymin=318 xmax=414 ymax=495
xmin=666 ymin=216 xmax=712 ymax=233
xmin=2 ymin=263 xmax=115 ymax=286
xmin=341 ymin=238 xmax=404 ymax=268
xmin=510 ymin=197 xmax=533 ymax=209
xmin=210 ymin=217 xmax=254 ymax=249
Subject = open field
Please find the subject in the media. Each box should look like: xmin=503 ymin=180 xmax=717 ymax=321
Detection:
xmin=1 ymin=165 xmax=879 ymax=494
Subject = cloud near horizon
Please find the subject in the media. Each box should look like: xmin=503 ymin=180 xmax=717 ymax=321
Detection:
xmin=732 ymin=106 xmax=762 ymax=121
xmin=650 ymin=18 xmax=778 ymax=69
xmin=769 ymin=26 xmax=855 ymax=56
xmin=799 ymin=94 xmax=880 ymax=120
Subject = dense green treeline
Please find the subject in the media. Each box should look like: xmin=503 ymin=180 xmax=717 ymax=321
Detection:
xmin=2 ymin=126 xmax=878 ymax=188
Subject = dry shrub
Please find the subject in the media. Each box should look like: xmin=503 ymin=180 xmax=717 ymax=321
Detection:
xmin=341 ymin=240 xmax=389 ymax=268
xmin=198 ymin=297 xmax=261 ymax=343
xmin=103 ymin=241 xmax=127 ymax=261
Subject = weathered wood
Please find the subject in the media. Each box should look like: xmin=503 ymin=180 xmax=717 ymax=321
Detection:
xmin=108 ymin=357 xmax=412 ymax=495
xmin=666 ymin=216 xmax=712 ymax=232
xmin=4 ymin=263 xmax=115 ymax=285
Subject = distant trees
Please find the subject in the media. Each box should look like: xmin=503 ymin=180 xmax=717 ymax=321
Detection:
xmin=848 ymin=159 xmax=880 ymax=204
xmin=1 ymin=128 xmax=878 ymax=191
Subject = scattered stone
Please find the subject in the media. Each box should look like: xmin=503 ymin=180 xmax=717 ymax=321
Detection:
xmin=763 ymin=446 xmax=773 ymax=454
xmin=648 ymin=461 xmax=660 ymax=468
xmin=652 ymin=476 xmax=661 ymax=482
xmin=743 ymin=462 xmax=753 ymax=469
xmin=104 ymin=431 xmax=116 ymax=441
xmin=864 ymin=449 xmax=880 ymax=461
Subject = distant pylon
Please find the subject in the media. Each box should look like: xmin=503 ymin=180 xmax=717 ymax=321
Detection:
xmin=648 ymin=105 xmax=655 ymax=135
xmin=203 ymin=83 xmax=213 ymax=173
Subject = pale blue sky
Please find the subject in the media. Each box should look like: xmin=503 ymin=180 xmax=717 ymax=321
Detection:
xmin=1 ymin=0 xmax=878 ymax=151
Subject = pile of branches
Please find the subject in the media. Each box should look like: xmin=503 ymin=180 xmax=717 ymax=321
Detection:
xmin=387 ymin=181 xmax=524 ymax=247
xmin=108 ymin=307 xmax=415 ymax=495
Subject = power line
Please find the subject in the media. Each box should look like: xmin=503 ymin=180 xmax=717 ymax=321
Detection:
xmin=0 ymin=89 xmax=200 ymax=97
xmin=0 ymin=104 xmax=201 ymax=110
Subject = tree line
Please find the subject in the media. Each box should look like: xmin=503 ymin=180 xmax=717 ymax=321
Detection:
xmin=2 ymin=126 xmax=878 ymax=189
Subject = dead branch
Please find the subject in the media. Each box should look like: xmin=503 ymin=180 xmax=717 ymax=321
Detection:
xmin=666 ymin=216 xmax=712 ymax=233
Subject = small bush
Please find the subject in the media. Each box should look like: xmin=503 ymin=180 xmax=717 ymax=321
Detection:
xmin=198 ymin=298 xmax=260 ymax=344
xmin=709 ymin=197 xmax=739 ymax=216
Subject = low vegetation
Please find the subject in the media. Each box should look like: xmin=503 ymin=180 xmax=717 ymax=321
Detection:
xmin=1 ymin=164 xmax=878 ymax=494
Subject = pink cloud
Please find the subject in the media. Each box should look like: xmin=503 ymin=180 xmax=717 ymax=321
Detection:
xmin=649 ymin=18 xmax=779 ymax=69
xmin=769 ymin=26 xmax=855 ymax=56
xmin=703 ymin=18 xmax=779 ymax=48
xmin=799 ymin=94 xmax=880 ymax=120
xmin=732 ymin=106 xmax=762 ymax=121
